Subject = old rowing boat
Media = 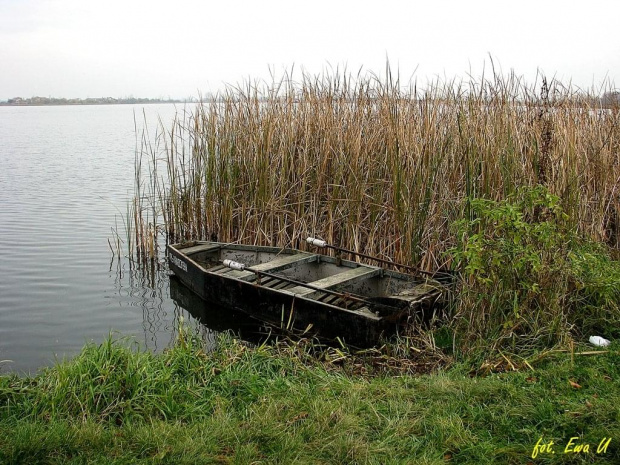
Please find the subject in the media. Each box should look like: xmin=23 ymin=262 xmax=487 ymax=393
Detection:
xmin=168 ymin=240 xmax=450 ymax=345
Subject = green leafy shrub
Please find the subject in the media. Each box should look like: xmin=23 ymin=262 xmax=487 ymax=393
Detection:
xmin=568 ymin=243 xmax=620 ymax=336
xmin=448 ymin=186 xmax=620 ymax=355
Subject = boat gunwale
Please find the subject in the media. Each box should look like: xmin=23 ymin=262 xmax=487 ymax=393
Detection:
xmin=168 ymin=241 xmax=430 ymax=283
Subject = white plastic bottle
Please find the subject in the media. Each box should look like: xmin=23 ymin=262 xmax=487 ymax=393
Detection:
xmin=589 ymin=336 xmax=610 ymax=347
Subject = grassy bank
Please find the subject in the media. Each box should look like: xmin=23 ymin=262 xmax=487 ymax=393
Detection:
xmin=1 ymin=332 xmax=619 ymax=464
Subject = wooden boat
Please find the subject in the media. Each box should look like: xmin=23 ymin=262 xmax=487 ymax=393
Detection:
xmin=168 ymin=240 xmax=450 ymax=345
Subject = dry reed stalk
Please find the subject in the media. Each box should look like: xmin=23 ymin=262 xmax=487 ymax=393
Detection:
xmin=132 ymin=69 xmax=620 ymax=268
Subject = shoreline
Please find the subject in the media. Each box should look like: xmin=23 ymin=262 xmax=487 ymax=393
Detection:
xmin=0 ymin=101 xmax=186 ymax=107
xmin=1 ymin=333 xmax=618 ymax=463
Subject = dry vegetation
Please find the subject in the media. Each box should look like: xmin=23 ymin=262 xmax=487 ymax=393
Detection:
xmin=133 ymin=69 xmax=619 ymax=269
xmin=127 ymin=69 xmax=620 ymax=355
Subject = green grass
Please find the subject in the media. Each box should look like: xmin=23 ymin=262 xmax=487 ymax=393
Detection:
xmin=1 ymin=332 xmax=619 ymax=464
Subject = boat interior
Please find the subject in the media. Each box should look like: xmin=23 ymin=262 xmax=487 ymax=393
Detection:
xmin=172 ymin=242 xmax=438 ymax=313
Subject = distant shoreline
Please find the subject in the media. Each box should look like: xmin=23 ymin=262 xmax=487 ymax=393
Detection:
xmin=0 ymin=97 xmax=189 ymax=106
xmin=0 ymin=102 xmax=184 ymax=107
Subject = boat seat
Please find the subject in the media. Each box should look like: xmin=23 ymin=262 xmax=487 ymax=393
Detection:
xmin=236 ymin=253 xmax=318 ymax=281
xmin=181 ymin=243 xmax=221 ymax=255
xmin=251 ymin=253 xmax=317 ymax=272
xmin=226 ymin=269 xmax=256 ymax=280
xmin=286 ymin=266 xmax=381 ymax=297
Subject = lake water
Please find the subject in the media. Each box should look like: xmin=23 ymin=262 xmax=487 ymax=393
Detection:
xmin=0 ymin=104 xmax=258 ymax=374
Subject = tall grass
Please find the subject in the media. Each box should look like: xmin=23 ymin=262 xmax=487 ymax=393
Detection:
xmin=133 ymin=68 xmax=619 ymax=271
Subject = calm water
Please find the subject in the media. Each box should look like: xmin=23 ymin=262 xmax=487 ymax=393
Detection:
xmin=0 ymin=104 xmax=257 ymax=374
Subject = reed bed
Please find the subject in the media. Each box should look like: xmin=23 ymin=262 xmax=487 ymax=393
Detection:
xmin=133 ymin=69 xmax=619 ymax=271
xmin=127 ymin=69 xmax=620 ymax=354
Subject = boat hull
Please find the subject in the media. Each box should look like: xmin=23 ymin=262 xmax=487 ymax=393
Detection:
xmin=168 ymin=241 xmax=445 ymax=345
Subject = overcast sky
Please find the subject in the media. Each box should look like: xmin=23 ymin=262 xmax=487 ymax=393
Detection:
xmin=1 ymin=0 xmax=618 ymax=100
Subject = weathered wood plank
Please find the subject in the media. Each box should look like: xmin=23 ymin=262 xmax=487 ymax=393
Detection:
xmin=286 ymin=266 xmax=381 ymax=296
xmin=227 ymin=269 xmax=255 ymax=280
xmin=207 ymin=264 xmax=226 ymax=273
xmin=259 ymin=277 xmax=277 ymax=287
xmin=322 ymin=294 xmax=340 ymax=304
xmin=180 ymin=243 xmax=222 ymax=255
xmin=273 ymin=280 xmax=291 ymax=290
xmin=250 ymin=253 xmax=317 ymax=273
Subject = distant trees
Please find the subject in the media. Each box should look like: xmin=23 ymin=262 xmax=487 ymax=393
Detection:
xmin=0 ymin=96 xmax=182 ymax=106
xmin=601 ymin=91 xmax=620 ymax=108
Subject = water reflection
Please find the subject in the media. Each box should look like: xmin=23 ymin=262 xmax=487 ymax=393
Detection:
xmin=108 ymin=253 xmax=270 ymax=357
xmin=0 ymin=103 xmax=185 ymax=373
xmin=0 ymin=103 xmax=273 ymax=373
xmin=168 ymin=275 xmax=271 ymax=347
xmin=107 ymin=256 xmax=173 ymax=352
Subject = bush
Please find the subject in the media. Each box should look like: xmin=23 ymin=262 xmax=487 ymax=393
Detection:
xmin=447 ymin=186 xmax=620 ymax=355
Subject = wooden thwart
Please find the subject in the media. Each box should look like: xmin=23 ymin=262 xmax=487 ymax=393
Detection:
xmin=180 ymin=243 xmax=222 ymax=255
xmin=249 ymin=253 xmax=317 ymax=273
xmin=287 ymin=266 xmax=381 ymax=296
